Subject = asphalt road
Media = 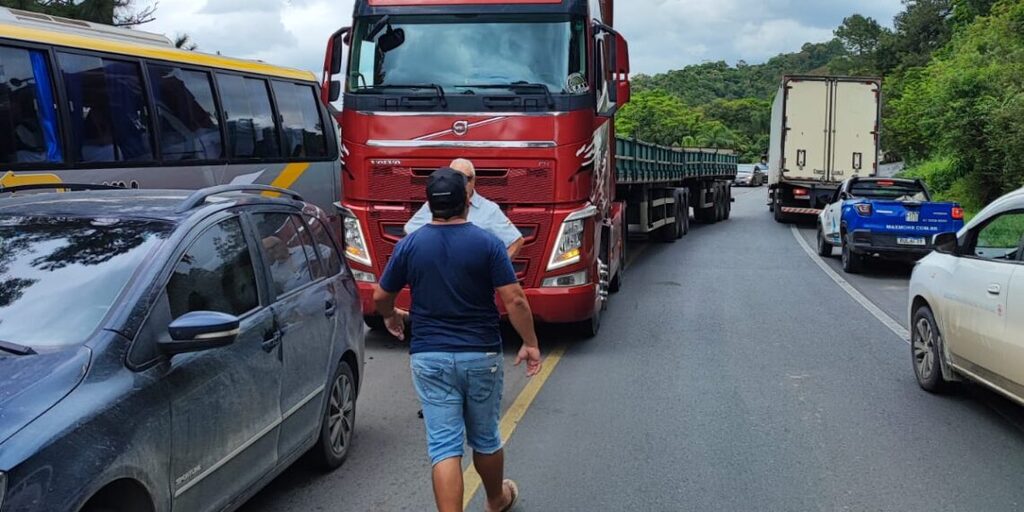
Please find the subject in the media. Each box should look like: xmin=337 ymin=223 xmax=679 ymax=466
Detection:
xmin=244 ymin=186 xmax=1024 ymax=511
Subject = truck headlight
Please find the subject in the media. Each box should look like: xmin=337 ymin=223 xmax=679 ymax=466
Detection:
xmin=542 ymin=269 xmax=589 ymax=288
xmin=343 ymin=216 xmax=372 ymax=266
xmin=547 ymin=205 xmax=597 ymax=271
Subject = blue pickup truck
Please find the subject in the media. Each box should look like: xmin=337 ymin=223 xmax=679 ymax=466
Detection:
xmin=816 ymin=177 xmax=965 ymax=273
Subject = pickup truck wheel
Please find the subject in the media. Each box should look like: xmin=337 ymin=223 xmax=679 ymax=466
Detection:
xmin=841 ymin=240 xmax=863 ymax=274
xmin=912 ymin=306 xmax=951 ymax=393
xmin=816 ymin=225 xmax=834 ymax=257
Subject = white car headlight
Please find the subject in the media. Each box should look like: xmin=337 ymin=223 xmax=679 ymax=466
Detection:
xmin=342 ymin=215 xmax=372 ymax=267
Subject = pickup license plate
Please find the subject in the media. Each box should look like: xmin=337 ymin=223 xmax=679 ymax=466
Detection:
xmin=897 ymin=237 xmax=926 ymax=246
xmin=906 ymin=211 xmax=920 ymax=222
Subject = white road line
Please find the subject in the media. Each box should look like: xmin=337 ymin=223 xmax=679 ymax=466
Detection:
xmin=790 ymin=226 xmax=911 ymax=345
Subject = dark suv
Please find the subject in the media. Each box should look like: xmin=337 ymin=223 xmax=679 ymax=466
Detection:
xmin=0 ymin=185 xmax=364 ymax=512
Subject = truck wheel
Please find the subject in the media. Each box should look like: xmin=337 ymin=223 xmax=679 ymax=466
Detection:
xmin=681 ymin=194 xmax=690 ymax=235
xmin=912 ymin=305 xmax=951 ymax=393
xmin=578 ymin=306 xmax=601 ymax=338
xmin=773 ymin=196 xmax=788 ymax=224
xmin=816 ymin=225 xmax=833 ymax=257
xmin=674 ymin=191 xmax=685 ymax=239
xmin=723 ymin=185 xmax=732 ymax=220
xmin=841 ymin=239 xmax=863 ymax=274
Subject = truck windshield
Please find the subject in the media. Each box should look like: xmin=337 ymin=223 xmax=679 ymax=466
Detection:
xmin=850 ymin=181 xmax=930 ymax=201
xmin=0 ymin=216 xmax=171 ymax=348
xmin=347 ymin=15 xmax=588 ymax=96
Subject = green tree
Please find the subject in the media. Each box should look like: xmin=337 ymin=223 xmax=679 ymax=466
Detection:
xmin=0 ymin=0 xmax=156 ymax=26
xmin=615 ymin=90 xmax=702 ymax=146
xmin=877 ymin=0 xmax=955 ymax=73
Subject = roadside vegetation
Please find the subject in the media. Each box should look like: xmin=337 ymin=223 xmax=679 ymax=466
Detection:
xmin=617 ymin=0 xmax=1024 ymax=212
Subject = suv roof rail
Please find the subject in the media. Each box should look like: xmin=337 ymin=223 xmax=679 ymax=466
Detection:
xmin=176 ymin=184 xmax=304 ymax=213
xmin=0 ymin=183 xmax=124 ymax=193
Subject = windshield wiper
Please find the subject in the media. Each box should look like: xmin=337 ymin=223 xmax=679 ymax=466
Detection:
xmin=456 ymin=82 xmax=555 ymax=108
xmin=0 ymin=339 xmax=37 ymax=355
xmin=355 ymin=84 xmax=447 ymax=107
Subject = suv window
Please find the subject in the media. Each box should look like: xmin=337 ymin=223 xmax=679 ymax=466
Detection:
xmin=57 ymin=52 xmax=153 ymax=163
xmin=0 ymin=45 xmax=62 ymax=164
xmin=148 ymin=64 xmax=223 ymax=161
xmin=306 ymin=216 xmax=342 ymax=277
xmin=970 ymin=211 xmax=1024 ymax=262
xmin=253 ymin=213 xmax=315 ymax=295
xmin=166 ymin=217 xmax=258 ymax=319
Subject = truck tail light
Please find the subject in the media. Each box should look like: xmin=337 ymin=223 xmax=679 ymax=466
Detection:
xmin=855 ymin=203 xmax=873 ymax=216
xmin=547 ymin=205 xmax=597 ymax=271
xmin=951 ymin=206 xmax=964 ymax=220
xmin=342 ymin=216 xmax=372 ymax=266
xmin=793 ymin=187 xmax=810 ymax=198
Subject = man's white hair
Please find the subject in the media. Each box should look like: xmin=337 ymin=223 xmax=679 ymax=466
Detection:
xmin=450 ymin=158 xmax=476 ymax=177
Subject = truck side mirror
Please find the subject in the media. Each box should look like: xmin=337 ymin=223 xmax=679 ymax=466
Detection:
xmin=329 ymin=27 xmax=351 ymax=75
xmin=328 ymin=80 xmax=342 ymax=102
xmin=615 ymin=33 xmax=631 ymax=105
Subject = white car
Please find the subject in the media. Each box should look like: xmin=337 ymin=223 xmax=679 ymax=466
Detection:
xmin=909 ymin=187 xmax=1024 ymax=402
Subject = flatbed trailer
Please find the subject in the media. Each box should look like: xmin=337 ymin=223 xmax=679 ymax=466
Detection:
xmin=615 ymin=138 xmax=737 ymax=243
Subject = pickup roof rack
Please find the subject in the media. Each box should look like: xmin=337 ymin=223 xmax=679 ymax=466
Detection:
xmin=176 ymin=184 xmax=304 ymax=213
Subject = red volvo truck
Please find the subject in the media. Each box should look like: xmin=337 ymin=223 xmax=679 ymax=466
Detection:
xmin=321 ymin=0 xmax=736 ymax=336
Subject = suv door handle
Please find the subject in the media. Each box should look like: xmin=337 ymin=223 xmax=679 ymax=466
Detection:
xmin=262 ymin=331 xmax=282 ymax=353
xmin=325 ymin=301 xmax=337 ymax=318
xmin=988 ymin=284 xmax=1002 ymax=296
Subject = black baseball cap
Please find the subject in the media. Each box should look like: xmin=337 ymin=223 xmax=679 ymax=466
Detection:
xmin=427 ymin=167 xmax=468 ymax=219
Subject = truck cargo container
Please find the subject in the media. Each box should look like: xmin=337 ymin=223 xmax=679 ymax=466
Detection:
xmin=768 ymin=75 xmax=881 ymax=222
xmin=321 ymin=0 xmax=736 ymax=336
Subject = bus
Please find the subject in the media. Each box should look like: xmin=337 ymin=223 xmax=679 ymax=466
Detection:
xmin=0 ymin=7 xmax=340 ymax=212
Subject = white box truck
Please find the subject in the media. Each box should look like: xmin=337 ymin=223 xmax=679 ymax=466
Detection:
xmin=767 ymin=75 xmax=881 ymax=222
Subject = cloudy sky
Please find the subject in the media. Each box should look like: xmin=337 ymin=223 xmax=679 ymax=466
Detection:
xmin=142 ymin=0 xmax=902 ymax=76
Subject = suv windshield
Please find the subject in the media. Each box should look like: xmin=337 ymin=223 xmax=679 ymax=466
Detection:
xmin=0 ymin=216 xmax=171 ymax=348
xmin=850 ymin=180 xmax=930 ymax=201
xmin=348 ymin=15 xmax=588 ymax=95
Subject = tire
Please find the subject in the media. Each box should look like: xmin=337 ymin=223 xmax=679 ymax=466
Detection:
xmin=674 ymin=192 xmax=685 ymax=239
xmin=816 ymin=225 xmax=833 ymax=257
xmin=364 ymin=315 xmax=385 ymax=330
xmin=682 ymin=194 xmax=690 ymax=235
xmin=912 ymin=306 xmax=951 ymax=393
xmin=773 ymin=195 xmax=788 ymax=224
xmin=841 ymin=237 xmax=863 ymax=274
xmin=723 ymin=185 xmax=731 ymax=220
xmin=578 ymin=305 xmax=601 ymax=338
xmin=312 ymin=360 xmax=357 ymax=470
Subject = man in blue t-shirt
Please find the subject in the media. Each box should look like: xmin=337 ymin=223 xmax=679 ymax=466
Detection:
xmin=374 ymin=167 xmax=541 ymax=512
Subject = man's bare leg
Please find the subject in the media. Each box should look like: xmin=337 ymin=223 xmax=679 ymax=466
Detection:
xmin=432 ymin=457 xmax=464 ymax=512
xmin=474 ymin=449 xmax=512 ymax=512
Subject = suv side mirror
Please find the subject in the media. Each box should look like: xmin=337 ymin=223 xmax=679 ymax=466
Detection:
xmin=161 ymin=311 xmax=240 ymax=356
xmin=933 ymin=232 xmax=960 ymax=255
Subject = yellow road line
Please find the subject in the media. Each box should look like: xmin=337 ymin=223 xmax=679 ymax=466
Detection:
xmin=462 ymin=345 xmax=568 ymax=508
xmin=262 ymin=163 xmax=310 ymax=197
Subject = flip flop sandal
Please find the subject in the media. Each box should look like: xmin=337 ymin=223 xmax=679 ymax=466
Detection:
xmin=499 ymin=479 xmax=519 ymax=512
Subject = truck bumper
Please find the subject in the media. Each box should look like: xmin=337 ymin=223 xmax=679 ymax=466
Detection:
xmin=357 ymin=282 xmax=597 ymax=324
xmin=849 ymin=230 xmax=934 ymax=260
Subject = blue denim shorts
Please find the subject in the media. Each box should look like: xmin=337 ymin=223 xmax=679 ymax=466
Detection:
xmin=410 ymin=351 xmax=504 ymax=466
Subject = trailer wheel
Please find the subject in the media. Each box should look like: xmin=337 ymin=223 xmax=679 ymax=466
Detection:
xmin=723 ymin=184 xmax=732 ymax=220
xmin=674 ymin=191 xmax=685 ymax=239
xmin=681 ymin=193 xmax=690 ymax=235
xmin=656 ymin=193 xmax=678 ymax=243
xmin=773 ymin=195 xmax=789 ymax=224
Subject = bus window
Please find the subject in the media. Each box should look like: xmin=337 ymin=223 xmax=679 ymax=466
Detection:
xmin=0 ymin=46 xmax=62 ymax=164
xmin=148 ymin=64 xmax=223 ymax=161
xmin=217 ymin=74 xmax=280 ymax=159
xmin=271 ymin=81 xmax=326 ymax=159
xmin=57 ymin=52 xmax=153 ymax=163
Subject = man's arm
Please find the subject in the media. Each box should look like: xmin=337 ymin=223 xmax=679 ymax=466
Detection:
xmin=506 ymin=237 xmax=525 ymax=259
xmin=372 ymin=286 xmax=408 ymax=340
xmin=403 ymin=203 xmax=431 ymax=235
xmin=496 ymin=283 xmax=541 ymax=376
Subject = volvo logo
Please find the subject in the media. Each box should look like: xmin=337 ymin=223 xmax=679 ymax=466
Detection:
xmin=452 ymin=120 xmax=470 ymax=137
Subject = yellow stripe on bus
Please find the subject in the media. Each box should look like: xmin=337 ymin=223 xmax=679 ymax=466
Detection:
xmin=0 ymin=24 xmax=316 ymax=82
xmin=262 ymin=163 xmax=311 ymax=198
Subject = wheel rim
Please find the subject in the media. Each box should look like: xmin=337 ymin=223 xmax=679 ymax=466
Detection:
xmin=328 ymin=372 xmax=354 ymax=456
xmin=913 ymin=318 xmax=937 ymax=380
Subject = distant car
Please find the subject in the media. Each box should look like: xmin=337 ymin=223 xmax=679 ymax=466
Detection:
xmin=0 ymin=185 xmax=364 ymax=512
xmin=909 ymin=187 xmax=1024 ymax=403
xmin=734 ymin=164 xmax=765 ymax=187
xmin=817 ymin=177 xmax=965 ymax=273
